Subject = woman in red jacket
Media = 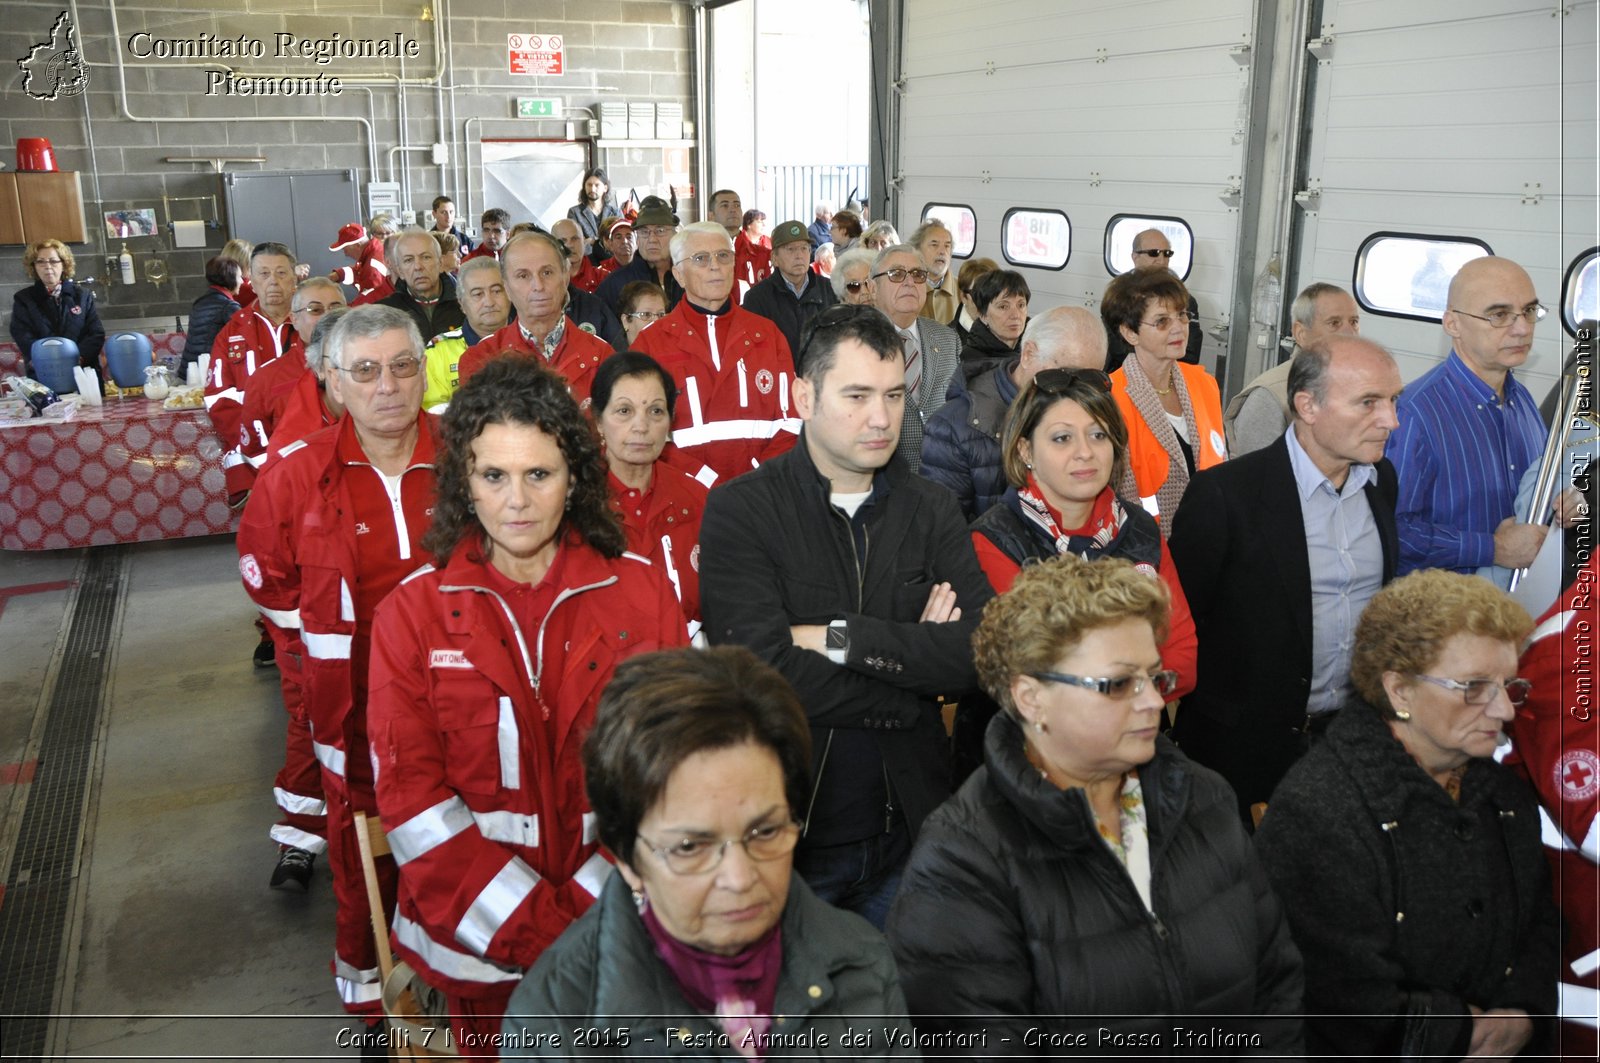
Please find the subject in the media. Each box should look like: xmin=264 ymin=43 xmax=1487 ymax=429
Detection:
xmin=367 ymin=356 xmax=686 ymax=1053
xmin=592 ymin=351 xmax=709 ymax=633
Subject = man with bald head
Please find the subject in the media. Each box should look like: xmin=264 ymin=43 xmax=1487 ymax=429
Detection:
xmin=921 ymin=306 xmax=1109 ymax=519
xmin=1170 ymin=334 xmax=1404 ymax=819
xmin=1227 ymin=282 xmax=1362 ymax=456
xmin=1385 ymin=256 xmax=1560 ymax=576
xmin=552 ymin=217 xmax=602 ymax=293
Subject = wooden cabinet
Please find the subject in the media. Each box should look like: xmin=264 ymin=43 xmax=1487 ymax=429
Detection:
xmin=0 ymin=175 xmax=23 ymax=245
xmin=0 ymin=171 xmax=87 ymax=245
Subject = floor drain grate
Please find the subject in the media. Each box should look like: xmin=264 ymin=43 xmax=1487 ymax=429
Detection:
xmin=0 ymin=548 xmax=125 ymax=1058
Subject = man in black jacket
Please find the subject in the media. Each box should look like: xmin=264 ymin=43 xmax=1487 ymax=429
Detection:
xmin=1168 ymin=335 xmax=1404 ymax=820
xmin=742 ymin=220 xmax=837 ymax=357
xmin=698 ymin=304 xmax=993 ymax=929
xmin=378 ymin=229 xmax=464 ymax=341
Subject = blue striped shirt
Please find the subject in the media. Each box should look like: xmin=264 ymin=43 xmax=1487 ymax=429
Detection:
xmin=1385 ymin=351 xmax=1546 ymax=575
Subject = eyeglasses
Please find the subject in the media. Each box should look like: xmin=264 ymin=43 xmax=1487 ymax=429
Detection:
xmin=293 ymin=301 xmax=346 ymax=315
xmin=1141 ymin=311 xmax=1194 ymax=331
xmin=623 ymin=310 xmax=667 ymax=322
xmin=1412 ymin=674 xmax=1532 ymax=707
xmin=1033 ymin=367 xmax=1113 ymax=395
xmin=637 ymin=819 xmax=801 ymax=876
xmin=684 ymin=250 xmax=736 ymax=269
xmin=334 ymin=355 xmax=423 ymax=383
xmin=1029 ymin=669 xmax=1180 ymax=700
xmin=1449 ymin=303 xmax=1547 ymax=329
xmin=34 ymin=258 xmax=64 ymax=267
xmin=872 ymin=267 xmax=930 ymax=285
xmin=1133 ymin=248 xmax=1175 ymax=259
xmin=636 ymin=226 xmax=673 ymax=239
xmin=844 ymin=280 xmax=869 ymax=294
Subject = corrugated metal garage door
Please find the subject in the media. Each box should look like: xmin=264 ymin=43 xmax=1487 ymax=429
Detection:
xmin=896 ymin=0 xmax=1258 ymax=367
xmin=1289 ymin=0 xmax=1598 ymax=392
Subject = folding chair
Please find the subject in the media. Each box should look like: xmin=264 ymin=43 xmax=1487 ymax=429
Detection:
xmin=355 ymin=811 xmax=457 ymax=1059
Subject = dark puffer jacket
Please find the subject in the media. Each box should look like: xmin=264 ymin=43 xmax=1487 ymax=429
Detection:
xmin=181 ymin=285 xmax=240 ymax=370
xmin=919 ymin=356 xmax=1018 ymax=520
xmin=887 ymin=713 xmax=1305 ymax=1056
xmin=1254 ymin=701 xmax=1558 ymax=1059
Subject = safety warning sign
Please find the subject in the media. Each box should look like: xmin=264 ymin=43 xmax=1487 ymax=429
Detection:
xmin=508 ymin=33 xmax=563 ymax=76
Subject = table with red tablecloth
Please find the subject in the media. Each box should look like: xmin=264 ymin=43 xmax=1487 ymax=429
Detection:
xmin=1 ymin=334 xmax=236 ymax=552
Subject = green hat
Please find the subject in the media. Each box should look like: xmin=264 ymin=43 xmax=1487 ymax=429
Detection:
xmin=633 ymin=196 xmax=678 ymax=228
xmin=771 ymin=220 xmax=809 ymax=249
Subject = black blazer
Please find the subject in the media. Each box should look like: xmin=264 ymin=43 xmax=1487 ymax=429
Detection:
xmin=1166 ymin=432 xmax=1398 ymax=812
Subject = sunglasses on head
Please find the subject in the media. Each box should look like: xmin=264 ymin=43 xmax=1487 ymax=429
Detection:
xmin=1134 ymin=248 xmax=1175 ymax=259
xmin=796 ymin=304 xmax=885 ymax=368
xmin=1033 ymin=367 xmax=1112 ymax=395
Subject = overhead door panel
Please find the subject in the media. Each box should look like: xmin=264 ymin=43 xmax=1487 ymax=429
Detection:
xmin=899 ymin=0 xmax=1255 ymax=366
xmin=1291 ymin=0 xmax=1597 ymax=393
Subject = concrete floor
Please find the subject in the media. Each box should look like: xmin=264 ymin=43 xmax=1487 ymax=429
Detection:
xmin=1 ymin=536 xmax=361 ymax=1060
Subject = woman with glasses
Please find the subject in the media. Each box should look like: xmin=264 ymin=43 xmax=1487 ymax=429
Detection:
xmin=367 ymin=356 xmax=687 ymax=1051
xmin=830 ymin=247 xmax=876 ymax=306
xmin=1256 ymin=569 xmax=1557 ymax=1060
xmin=503 ymin=646 xmax=917 ymax=1057
xmin=617 ymin=280 xmax=668 ymax=349
xmin=1103 ymin=269 xmax=1228 ymax=533
xmin=887 ymin=556 xmax=1304 ymax=1051
xmin=592 ymin=352 xmax=708 ymax=630
xmin=11 ymin=238 xmax=105 ymax=383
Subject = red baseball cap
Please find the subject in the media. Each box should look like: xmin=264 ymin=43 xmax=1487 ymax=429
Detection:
xmin=329 ymin=223 xmax=366 ymax=251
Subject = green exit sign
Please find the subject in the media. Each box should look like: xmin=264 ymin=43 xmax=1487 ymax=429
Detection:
xmin=516 ymin=97 xmax=562 ymax=118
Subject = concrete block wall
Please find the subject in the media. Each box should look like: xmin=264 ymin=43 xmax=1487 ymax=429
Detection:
xmin=1 ymin=0 xmax=694 ymax=325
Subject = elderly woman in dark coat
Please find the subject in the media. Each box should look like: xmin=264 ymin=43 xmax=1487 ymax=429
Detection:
xmin=503 ymin=647 xmax=916 ymax=1059
xmin=10 ymin=239 xmax=105 ymax=380
xmin=887 ymin=556 xmax=1304 ymax=1055
xmin=1255 ymin=568 xmax=1558 ymax=1059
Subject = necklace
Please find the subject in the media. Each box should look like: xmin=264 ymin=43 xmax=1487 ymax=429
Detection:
xmin=1153 ymin=369 xmax=1174 ymax=396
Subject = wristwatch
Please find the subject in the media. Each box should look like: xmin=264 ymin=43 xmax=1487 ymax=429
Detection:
xmin=825 ymin=619 xmax=849 ymax=664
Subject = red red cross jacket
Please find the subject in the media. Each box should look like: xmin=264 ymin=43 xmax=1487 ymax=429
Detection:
xmin=236 ymin=335 xmax=307 ymax=479
xmin=262 ymin=371 xmax=339 ymax=471
xmin=336 ymin=236 xmax=394 ymax=304
xmin=1507 ymin=555 xmax=1600 ymax=1050
xmin=608 ymin=463 xmax=708 ymax=629
xmin=366 ymin=533 xmax=687 ymax=998
xmin=456 ymin=318 xmax=610 ymax=408
xmin=206 ymin=305 xmax=294 ymax=497
xmin=236 ymin=413 xmax=440 ymax=782
xmin=633 ymin=301 xmax=800 ymax=487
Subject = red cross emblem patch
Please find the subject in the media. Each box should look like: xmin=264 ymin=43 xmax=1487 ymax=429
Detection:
xmin=1556 ymin=749 xmax=1600 ymax=802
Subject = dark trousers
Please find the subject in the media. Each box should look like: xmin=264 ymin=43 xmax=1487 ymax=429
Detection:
xmin=794 ymin=821 xmax=911 ymax=930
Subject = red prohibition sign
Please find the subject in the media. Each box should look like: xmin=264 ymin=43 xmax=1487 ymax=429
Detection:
xmin=548 ymin=36 xmax=563 ymax=49
xmin=509 ymin=34 xmax=523 ymax=48
xmin=529 ymin=35 xmax=543 ymax=48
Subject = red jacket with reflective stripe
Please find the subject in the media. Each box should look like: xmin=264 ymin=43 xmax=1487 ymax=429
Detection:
xmin=336 ymin=237 xmax=394 ymax=304
xmin=237 ymin=336 xmax=307 ymax=474
xmin=457 ymin=318 xmax=609 ymax=408
xmin=1507 ymin=555 xmax=1600 ymax=1031
xmin=608 ymin=463 xmax=708 ymax=625
xmin=207 ymin=305 xmax=294 ymax=496
xmin=236 ymin=413 xmax=439 ymax=773
xmin=367 ymin=535 xmax=686 ymax=997
xmin=634 ymin=300 xmax=799 ymax=487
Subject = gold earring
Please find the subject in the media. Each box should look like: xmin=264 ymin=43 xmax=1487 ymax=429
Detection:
xmin=1393 ymin=707 xmax=1411 ymax=722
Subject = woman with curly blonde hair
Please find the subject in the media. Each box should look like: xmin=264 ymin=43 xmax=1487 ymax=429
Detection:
xmin=1256 ymin=569 xmax=1558 ymax=1059
xmin=887 ymin=555 xmax=1304 ymax=1053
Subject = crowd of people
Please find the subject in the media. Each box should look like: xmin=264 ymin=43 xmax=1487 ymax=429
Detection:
xmin=18 ymin=167 xmax=1578 ymax=1058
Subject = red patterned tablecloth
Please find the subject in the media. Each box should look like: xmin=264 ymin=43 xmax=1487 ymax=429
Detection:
xmin=0 ymin=397 xmax=236 ymax=551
